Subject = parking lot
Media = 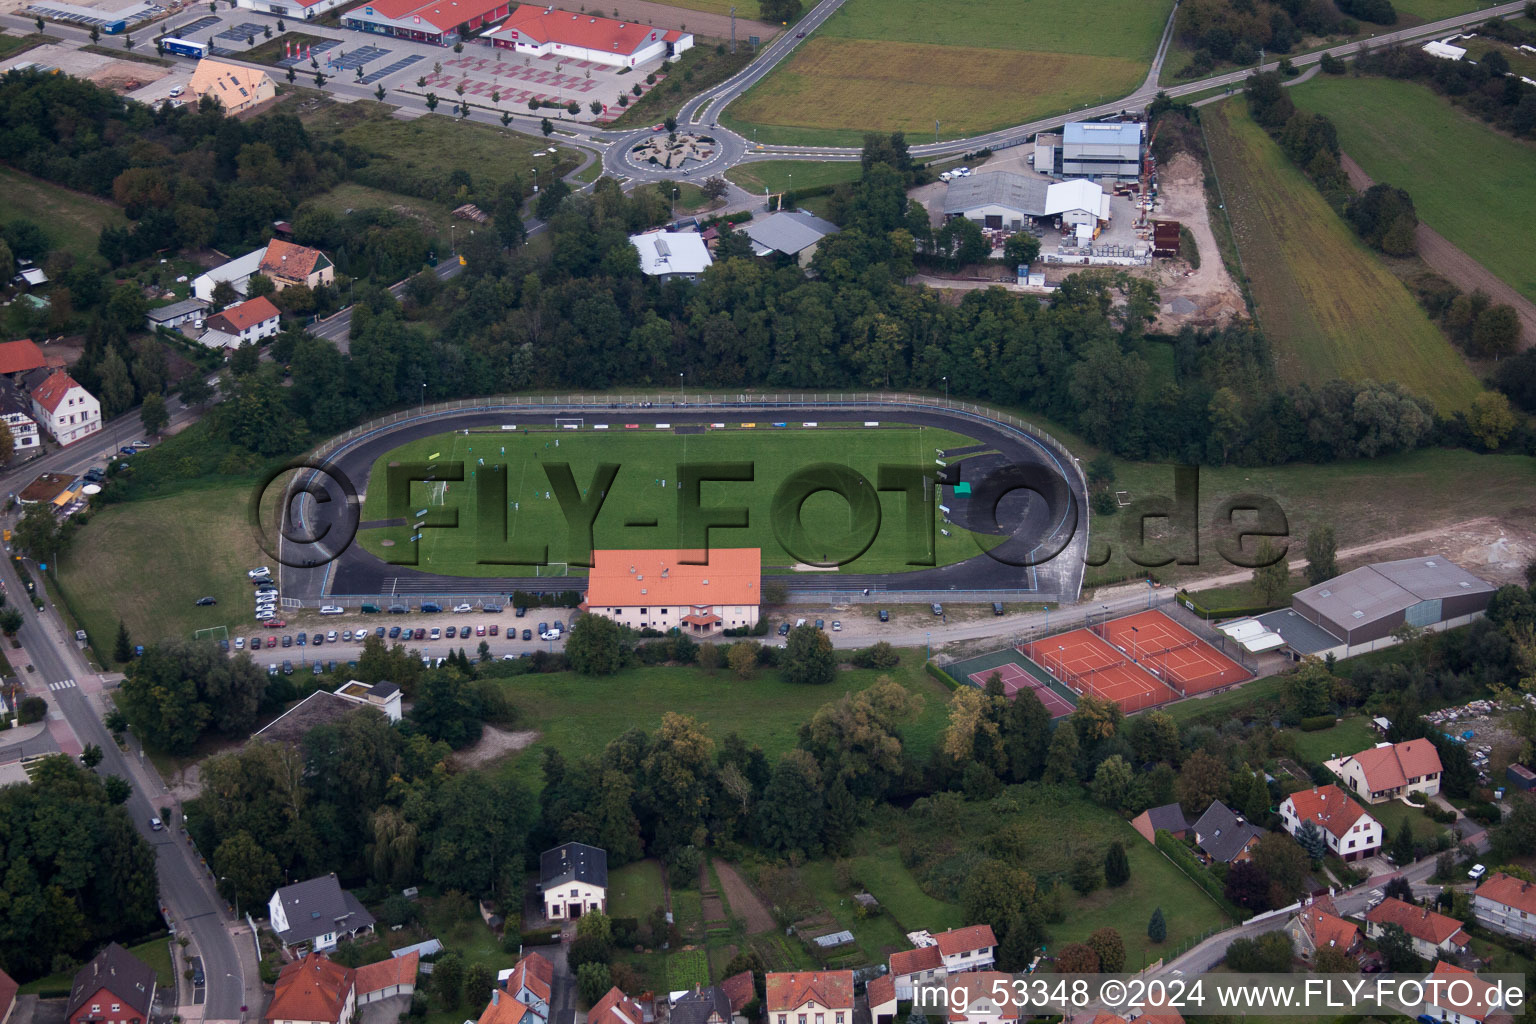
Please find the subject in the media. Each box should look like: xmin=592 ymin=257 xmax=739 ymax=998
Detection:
xmin=238 ymin=612 xmax=572 ymax=675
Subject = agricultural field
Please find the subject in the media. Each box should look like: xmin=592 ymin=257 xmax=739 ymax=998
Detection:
xmin=1200 ymin=100 xmax=1481 ymax=413
xmin=726 ymin=0 xmax=1170 ymax=144
xmin=1291 ymin=74 xmax=1536 ymax=304
xmin=499 ymin=650 xmax=952 ymax=789
xmin=0 ymin=166 xmax=129 ymax=260
xmin=301 ymin=100 xmax=580 ymax=197
xmin=355 ymin=424 xmax=995 ymax=576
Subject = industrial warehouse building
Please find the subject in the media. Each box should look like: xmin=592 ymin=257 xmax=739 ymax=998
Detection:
xmin=1223 ymin=556 xmax=1496 ymax=661
xmin=942 ymin=171 xmax=1109 ymax=234
xmin=344 ymin=0 xmax=691 ymax=57
xmin=1033 ymin=121 xmax=1144 ymax=181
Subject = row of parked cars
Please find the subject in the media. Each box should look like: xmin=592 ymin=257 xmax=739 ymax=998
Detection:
xmin=248 ymin=565 xmax=279 ymax=620
xmin=237 ymin=620 xmax=566 ymax=652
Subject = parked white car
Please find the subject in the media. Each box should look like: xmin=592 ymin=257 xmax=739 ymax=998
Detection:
xmin=319 ymin=605 xmax=344 ymax=615
xmin=453 ymin=603 xmax=472 ymax=613
xmin=1469 ymin=864 xmax=1487 ymax=881
xmin=248 ymin=566 xmax=272 ymax=578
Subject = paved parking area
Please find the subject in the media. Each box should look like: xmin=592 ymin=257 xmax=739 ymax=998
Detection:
xmin=276 ymin=37 xmax=338 ymax=66
xmin=215 ymin=19 xmax=264 ymax=38
xmin=167 ymin=13 xmax=219 ymax=34
xmin=414 ymin=49 xmax=663 ymax=120
xmin=322 ymin=43 xmax=388 ymax=69
xmin=358 ymin=51 xmax=421 ymax=83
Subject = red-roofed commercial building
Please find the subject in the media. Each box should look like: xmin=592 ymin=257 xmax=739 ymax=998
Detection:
xmin=765 ymin=972 xmax=853 ymax=1024
xmin=266 ymin=954 xmax=356 ymax=1024
xmin=29 ymin=370 xmax=100 ymax=446
xmin=1365 ymin=897 xmax=1470 ymax=959
xmin=342 ymin=0 xmax=506 ymax=43
xmin=1335 ymin=738 xmax=1444 ymax=803
xmin=1279 ymin=784 xmax=1382 ymax=862
xmin=1473 ymin=872 xmax=1536 ymax=941
xmin=486 ymin=5 xmax=692 ymax=66
xmin=581 ymin=549 xmax=760 ymax=635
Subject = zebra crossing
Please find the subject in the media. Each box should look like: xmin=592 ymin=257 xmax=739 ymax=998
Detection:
xmin=48 ymin=679 xmax=77 ymax=692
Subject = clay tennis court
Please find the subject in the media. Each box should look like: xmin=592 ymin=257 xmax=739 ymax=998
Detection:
xmin=1100 ymin=609 xmax=1250 ymax=695
xmin=1022 ymin=628 xmax=1178 ymax=714
xmin=966 ymin=662 xmax=1075 ymax=719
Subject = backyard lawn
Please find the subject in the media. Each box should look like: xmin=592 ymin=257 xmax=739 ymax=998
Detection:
xmin=1285 ymin=716 xmax=1380 ymax=766
xmin=0 ymin=166 xmax=129 ymax=260
xmin=608 ymin=859 xmax=667 ymax=920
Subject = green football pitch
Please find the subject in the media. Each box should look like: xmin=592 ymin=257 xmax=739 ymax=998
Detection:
xmin=355 ymin=424 xmax=997 ymax=576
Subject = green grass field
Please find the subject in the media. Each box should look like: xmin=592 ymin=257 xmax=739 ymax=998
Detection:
xmin=725 ymin=159 xmax=863 ymax=194
xmin=727 ymin=0 xmax=1169 ymax=143
xmin=301 ymin=100 xmax=580 ymax=197
xmin=1284 ymin=716 xmax=1379 ymax=765
xmin=1201 ymin=100 xmax=1481 ymax=414
xmin=54 ymin=482 xmax=270 ymax=659
xmin=0 ymin=32 xmax=55 ymax=59
xmin=355 ymin=424 xmax=992 ymax=576
xmin=303 ymin=182 xmax=454 ymax=244
xmin=607 ymin=859 xmax=667 ymax=920
xmin=0 ymin=166 xmax=129 ymax=260
xmin=1291 ymin=74 xmax=1536 ymax=305
xmin=500 ymin=650 xmax=950 ymax=789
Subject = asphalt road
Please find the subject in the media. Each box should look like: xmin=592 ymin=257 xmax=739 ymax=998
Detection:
xmin=0 ymin=553 xmax=248 ymax=1022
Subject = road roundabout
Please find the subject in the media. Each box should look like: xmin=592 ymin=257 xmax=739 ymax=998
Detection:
xmin=270 ymin=393 xmax=1089 ymax=607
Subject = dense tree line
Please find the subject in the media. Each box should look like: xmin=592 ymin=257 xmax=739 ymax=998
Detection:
xmin=0 ymin=757 xmax=159 ymax=981
xmin=1175 ymin=0 xmax=1355 ymax=77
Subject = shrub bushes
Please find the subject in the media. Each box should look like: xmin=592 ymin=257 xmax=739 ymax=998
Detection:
xmin=1465 ymin=802 xmax=1502 ymax=826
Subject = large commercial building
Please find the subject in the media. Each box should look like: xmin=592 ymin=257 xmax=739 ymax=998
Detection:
xmin=1290 ymin=556 xmax=1496 ymax=649
xmin=942 ymin=172 xmax=1108 ymax=232
xmin=580 ymin=548 xmax=760 ymax=635
xmin=486 ymin=5 xmax=692 ymax=66
xmin=1062 ymin=122 xmax=1143 ymax=180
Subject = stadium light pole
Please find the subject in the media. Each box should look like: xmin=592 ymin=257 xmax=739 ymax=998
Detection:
xmin=941 ymin=375 xmax=948 ymax=402
xmin=1129 ymin=625 xmax=1140 ymax=662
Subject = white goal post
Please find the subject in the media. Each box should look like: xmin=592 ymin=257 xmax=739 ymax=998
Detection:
xmin=555 ymin=418 xmax=583 ymax=430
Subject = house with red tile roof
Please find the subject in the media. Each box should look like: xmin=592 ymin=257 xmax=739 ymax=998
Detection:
xmin=939 ymin=973 xmax=1018 ymax=1024
xmin=889 ymin=945 xmax=944 ymax=1000
xmin=1279 ymin=785 xmax=1382 ymax=862
xmin=581 ymin=550 xmax=760 ymax=636
xmin=764 ymin=972 xmax=853 ymax=1024
xmin=1365 ymin=897 xmax=1470 ymax=960
xmin=259 ymin=240 xmax=335 ymax=293
xmin=935 ymin=924 xmax=997 ymax=973
xmin=1333 ymin=739 xmax=1443 ymax=803
xmin=720 ymin=971 xmax=756 ymax=1015
xmin=499 ymin=952 xmax=553 ymax=1020
xmin=1288 ymin=896 xmax=1362 ymax=959
xmin=29 ymin=370 xmax=100 ymax=446
xmin=0 ymin=966 xmax=17 ymax=1024
xmin=0 ymin=339 xmax=49 ymax=377
xmin=486 ymin=6 xmax=692 ymax=67
xmin=201 ymin=295 xmax=281 ymax=351
xmin=266 ymin=954 xmax=356 ymax=1024
xmin=588 ymin=988 xmax=644 ymax=1024
xmin=66 ymin=945 xmax=156 ymax=1024
xmin=354 ymin=952 xmax=418 ymax=1004
xmin=867 ymin=975 xmax=896 ymax=1024
xmin=477 ymin=989 xmax=533 ymax=1024
xmin=1424 ymin=962 xmax=1510 ymax=1024
xmin=1472 ymin=872 xmax=1536 ymax=941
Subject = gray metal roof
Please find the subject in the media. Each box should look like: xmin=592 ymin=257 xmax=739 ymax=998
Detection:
xmin=1291 ymin=556 xmax=1493 ymax=628
xmin=742 ymin=211 xmax=840 ymax=256
xmin=1064 ymin=121 xmax=1143 ymax=147
xmin=942 ymin=171 xmax=1049 ymax=217
xmin=540 ymin=841 xmax=608 ymax=889
xmin=146 ymin=296 xmax=209 ymax=322
xmin=1192 ymin=800 xmax=1264 ymax=863
xmin=271 ymin=873 xmax=376 ymax=945
xmin=1255 ymin=607 xmax=1343 ymax=655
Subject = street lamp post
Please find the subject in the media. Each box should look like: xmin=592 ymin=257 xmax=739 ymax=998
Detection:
xmin=677 ymin=372 xmax=684 ymax=403
xmin=942 ymin=375 xmax=948 ymax=401
xmin=532 ymin=166 xmax=539 ymax=193
xmin=219 ymin=876 xmax=238 ymax=921
xmin=420 ymin=382 xmax=426 ymax=410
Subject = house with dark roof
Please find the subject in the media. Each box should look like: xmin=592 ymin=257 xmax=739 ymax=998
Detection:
xmin=266 ymin=953 xmax=355 ymax=1024
xmin=145 ymin=296 xmax=210 ymax=332
xmin=0 ymin=377 xmax=40 ymax=453
xmin=66 ymin=944 xmax=156 ymax=1024
xmin=540 ymin=842 xmax=607 ymax=919
xmin=742 ymin=211 xmax=840 ymax=267
xmin=1130 ymin=802 xmax=1191 ymax=845
xmin=1192 ymin=800 xmax=1263 ymax=864
xmin=267 ymin=874 xmax=376 ymax=953
xmin=672 ymin=986 xmax=732 ymax=1024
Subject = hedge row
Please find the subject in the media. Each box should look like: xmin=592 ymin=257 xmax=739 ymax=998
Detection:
xmin=1154 ymin=828 xmax=1246 ymax=919
xmin=1175 ymin=590 xmax=1285 ymax=620
xmin=926 ymin=661 xmax=961 ymax=691
xmin=700 ymin=209 xmax=752 ymax=230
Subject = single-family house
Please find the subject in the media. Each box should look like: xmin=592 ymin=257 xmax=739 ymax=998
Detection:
xmin=764 ymin=972 xmax=854 ymax=1024
xmin=1424 ymin=962 xmax=1507 ymax=1024
xmin=721 ymin=970 xmax=756 ymax=1015
xmin=29 ymin=370 xmax=100 ymax=446
xmin=355 ymin=952 xmax=418 ymax=1005
xmin=0 ymin=377 xmax=41 ymax=452
xmin=0 ymin=966 xmax=17 ymax=1024
xmin=673 ymin=986 xmax=733 ymax=1024
xmin=588 ymin=988 xmax=645 ymax=1024
xmin=498 ymin=952 xmax=552 ymax=1022
xmin=629 ymin=231 xmax=713 ymax=282
xmin=66 ymin=944 xmax=156 ymax=1024
xmin=260 ymin=239 xmax=336 ymax=293
xmin=867 ymin=974 xmax=896 ymax=1024
xmin=268 ymin=874 xmax=377 ymax=953
xmin=935 ymin=924 xmax=997 ymax=974
xmin=742 ymin=211 xmax=840 ymax=267
xmin=1472 ymin=872 xmax=1536 ymax=941
xmin=193 ymin=248 xmax=268 ymax=302
xmin=1288 ymin=896 xmax=1362 ymax=959
xmin=200 ymin=295 xmax=281 ymax=350
xmin=1334 ymin=739 xmax=1444 ymax=804
xmin=1192 ymin=800 xmax=1263 ymax=864
xmin=1130 ymin=802 xmax=1191 ymax=844
xmin=889 ymin=945 xmax=944 ymax=1001
xmin=188 ymin=58 xmax=275 ymax=115
xmin=940 ymin=973 xmax=1020 ymax=1024
xmin=145 ymin=297 xmax=210 ymax=332
xmin=1279 ymin=785 xmax=1382 ymax=862
xmin=540 ymin=841 xmax=607 ymax=920
xmin=1365 ymin=897 xmax=1470 ymax=960
xmin=266 ymin=954 xmax=356 ymax=1024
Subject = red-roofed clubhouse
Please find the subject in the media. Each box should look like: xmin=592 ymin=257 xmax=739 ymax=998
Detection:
xmin=343 ymin=0 xmax=693 ymax=60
